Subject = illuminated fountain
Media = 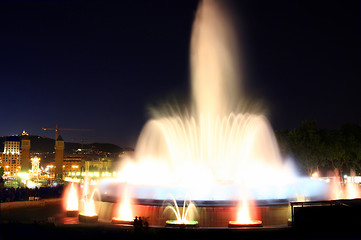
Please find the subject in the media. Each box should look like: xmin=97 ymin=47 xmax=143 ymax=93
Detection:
xmin=99 ymin=0 xmax=329 ymax=227
xmin=79 ymin=177 xmax=99 ymax=223
xmin=112 ymin=0 xmax=326 ymax=199
xmin=64 ymin=182 xmax=79 ymax=217
xmin=330 ymin=170 xmax=361 ymax=200
xmin=112 ymin=184 xmax=134 ymax=225
xmin=164 ymin=195 xmax=198 ymax=227
xmin=229 ymin=192 xmax=262 ymax=227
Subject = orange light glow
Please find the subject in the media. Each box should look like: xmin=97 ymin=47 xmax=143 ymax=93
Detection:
xmin=64 ymin=182 xmax=79 ymax=211
xmin=329 ymin=170 xmax=361 ymax=200
xmin=229 ymin=196 xmax=262 ymax=227
xmin=236 ymin=198 xmax=253 ymax=224
xmin=113 ymin=185 xmax=133 ymax=221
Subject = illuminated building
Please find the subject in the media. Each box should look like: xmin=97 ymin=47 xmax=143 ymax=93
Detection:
xmin=21 ymin=130 xmax=29 ymax=136
xmin=63 ymin=157 xmax=83 ymax=177
xmin=0 ymin=136 xmax=22 ymax=178
xmin=0 ymin=136 xmax=32 ymax=178
xmin=29 ymin=157 xmax=41 ymax=178
xmin=54 ymin=135 xmax=64 ymax=179
xmin=87 ymin=157 xmax=113 ymax=172
xmin=45 ymin=164 xmax=55 ymax=179
xmin=3 ymin=136 xmax=21 ymax=154
xmin=21 ymin=135 xmax=31 ymax=171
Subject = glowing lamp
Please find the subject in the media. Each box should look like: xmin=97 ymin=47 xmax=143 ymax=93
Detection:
xmin=166 ymin=220 xmax=198 ymax=227
xmin=228 ymin=220 xmax=263 ymax=228
xmin=111 ymin=218 xmax=134 ymax=225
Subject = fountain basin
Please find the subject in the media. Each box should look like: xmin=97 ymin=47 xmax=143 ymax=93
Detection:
xmin=228 ymin=220 xmax=263 ymax=228
xmin=78 ymin=213 xmax=98 ymax=223
xmin=111 ymin=218 xmax=134 ymax=225
xmin=95 ymin=200 xmax=290 ymax=227
xmin=166 ymin=220 xmax=198 ymax=227
xmin=66 ymin=210 xmax=79 ymax=217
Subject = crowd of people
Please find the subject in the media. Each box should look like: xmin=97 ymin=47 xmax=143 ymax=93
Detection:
xmin=0 ymin=185 xmax=64 ymax=203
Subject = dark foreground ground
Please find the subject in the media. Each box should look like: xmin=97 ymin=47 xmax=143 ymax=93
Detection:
xmin=2 ymin=222 xmax=361 ymax=240
xmin=1 ymin=199 xmax=361 ymax=240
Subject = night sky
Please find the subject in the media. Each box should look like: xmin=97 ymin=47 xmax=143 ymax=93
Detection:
xmin=0 ymin=0 xmax=359 ymax=147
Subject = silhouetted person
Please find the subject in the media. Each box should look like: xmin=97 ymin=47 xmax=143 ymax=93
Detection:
xmin=138 ymin=217 xmax=143 ymax=229
xmin=133 ymin=216 xmax=138 ymax=229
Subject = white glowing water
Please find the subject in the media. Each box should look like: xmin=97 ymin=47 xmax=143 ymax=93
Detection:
xmin=164 ymin=195 xmax=198 ymax=224
xmin=65 ymin=182 xmax=79 ymax=211
xmin=80 ymin=176 xmax=99 ymax=216
xmin=108 ymin=0 xmax=327 ymax=201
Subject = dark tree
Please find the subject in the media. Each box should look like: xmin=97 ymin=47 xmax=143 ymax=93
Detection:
xmin=276 ymin=121 xmax=361 ymax=176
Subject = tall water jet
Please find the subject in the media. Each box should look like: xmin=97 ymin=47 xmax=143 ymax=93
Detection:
xmin=190 ymin=0 xmax=241 ymax=117
xmin=64 ymin=182 xmax=79 ymax=217
xmin=79 ymin=176 xmax=99 ymax=223
xmin=229 ymin=188 xmax=262 ymax=227
xmin=112 ymin=184 xmax=134 ymax=224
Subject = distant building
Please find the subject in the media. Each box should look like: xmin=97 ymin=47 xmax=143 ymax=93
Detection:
xmin=87 ymin=157 xmax=113 ymax=172
xmin=21 ymin=135 xmax=31 ymax=171
xmin=21 ymin=130 xmax=29 ymax=136
xmin=63 ymin=156 xmax=83 ymax=177
xmin=0 ymin=136 xmax=22 ymax=178
xmin=54 ymin=135 xmax=64 ymax=179
xmin=3 ymin=136 xmax=21 ymax=155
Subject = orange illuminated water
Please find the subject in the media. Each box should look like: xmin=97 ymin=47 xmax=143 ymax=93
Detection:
xmin=113 ymin=185 xmax=134 ymax=222
xmin=64 ymin=182 xmax=79 ymax=211
xmin=330 ymin=170 xmax=361 ymax=200
xmin=228 ymin=194 xmax=261 ymax=226
xmin=236 ymin=198 xmax=252 ymax=224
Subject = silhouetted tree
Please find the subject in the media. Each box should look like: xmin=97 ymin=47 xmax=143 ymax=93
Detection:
xmin=288 ymin=121 xmax=323 ymax=175
xmin=275 ymin=121 xmax=361 ymax=176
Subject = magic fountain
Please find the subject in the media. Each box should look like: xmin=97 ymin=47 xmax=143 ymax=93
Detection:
xmin=99 ymin=0 xmax=328 ymax=226
xmin=63 ymin=0 xmax=359 ymax=227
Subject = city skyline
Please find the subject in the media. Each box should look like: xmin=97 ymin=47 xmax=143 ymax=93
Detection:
xmin=0 ymin=0 xmax=359 ymax=147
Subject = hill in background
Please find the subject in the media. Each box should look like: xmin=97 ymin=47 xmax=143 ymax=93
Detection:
xmin=0 ymin=135 xmax=132 ymax=154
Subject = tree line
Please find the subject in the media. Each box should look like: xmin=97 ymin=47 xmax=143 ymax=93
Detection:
xmin=276 ymin=121 xmax=361 ymax=176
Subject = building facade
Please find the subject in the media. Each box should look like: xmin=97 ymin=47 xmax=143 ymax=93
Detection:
xmin=21 ymin=136 xmax=31 ymax=171
xmin=54 ymin=135 xmax=64 ymax=179
xmin=0 ymin=136 xmax=22 ymax=178
xmin=63 ymin=156 xmax=83 ymax=177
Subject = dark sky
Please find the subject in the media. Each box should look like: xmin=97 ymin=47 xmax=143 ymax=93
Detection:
xmin=0 ymin=0 xmax=359 ymax=147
